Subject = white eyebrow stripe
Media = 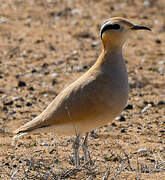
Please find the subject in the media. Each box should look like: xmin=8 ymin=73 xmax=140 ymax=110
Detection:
xmin=100 ymin=21 xmax=111 ymax=37
xmin=103 ymin=19 xmax=109 ymax=24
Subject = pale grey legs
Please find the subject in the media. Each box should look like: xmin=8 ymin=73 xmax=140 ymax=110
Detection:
xmin=73 ymin=134 xmax=80 ymax=167
xmin=82 ymin=132 xmax=89 ymax=163
xmin=73 ymin=133 xmax=90 ymax=167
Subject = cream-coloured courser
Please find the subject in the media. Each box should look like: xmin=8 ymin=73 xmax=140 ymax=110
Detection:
xmin=13 ymin=17 xmax=151 ymax=166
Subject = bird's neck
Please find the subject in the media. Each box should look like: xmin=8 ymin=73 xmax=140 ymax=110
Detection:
xmin=96 ymin=45 xmax=123 ymax=66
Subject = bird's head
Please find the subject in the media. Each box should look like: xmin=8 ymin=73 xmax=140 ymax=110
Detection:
xmin=100 ymin=17 xmax=151 ymax=50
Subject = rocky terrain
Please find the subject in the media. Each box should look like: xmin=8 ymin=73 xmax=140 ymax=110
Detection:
xmin=0 ymin=0 xmax=165 ymax=179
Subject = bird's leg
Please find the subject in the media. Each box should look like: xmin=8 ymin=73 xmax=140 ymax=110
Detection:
xmin=73 ymin=134 xmax=80 ymax=167
xmin=82 ymin=132 xmax=89 ymax=163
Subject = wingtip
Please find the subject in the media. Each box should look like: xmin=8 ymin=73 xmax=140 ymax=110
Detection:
xmin=12 ymin=132 xmax=28 ymax=146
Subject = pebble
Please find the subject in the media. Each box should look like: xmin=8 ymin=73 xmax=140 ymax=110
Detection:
xmin=158 ymin=67 xmax=164 ymax=75
xmin=51 ymin=73 xmax=59 ymax=78
xmin=21 ymin=50 xmax=27 ymax=57
xmin=42 ymin=62 xmax=49 ymax=68
xmin=73 ymin=65 xmax=83 ymax=72
xmin=2 ymin=106 xmax=8 ymax=112
xmin=8 ymin=111 xmax=15 ymax=115
xmin=57 ymin=60 xmax=64 ymax=65
xmin=44 ymin=94 xmax=49 ymax=97
xmin=49 ymin=44 xmax=55 ymax=51
xmin=141 ymin=104 xmax=152 ymax=113
xmin=157 ymin=101 xmax=165 ymax=105
xmin=111 ymin=122 xmax=117 ymax=127
xmin=125 ymin=104 xmax=133 ymax=110
xmin=71 ymin=50 xmax=78 ymax=55
xmin=158 ymin=60 xmax=165 ymax=65
xmin=71 ymin=20 xmax=78 ymax=26
xmin=143 ymin=1 xmax=150 ymax=7
xmin=71 ymin=9 xmax=81 ymax=15
xmin=41 ymin=142 xmax=49 ymax=146
xmin=18 ymin=81 xmax=26 ymax=87
xmin=141 ymin=58 xmax=147 ymax=63
xmin=0 ymin=17 xmax=8 ymax=23
xmin=155 ymin=39 xmax=161 ymax=44
xmin=138 ymin=148 xmax=148 ymax=153
xmin=4 ymin=100 xmax=13 ymax=106
xmin=26 ymin=102 xmax=32 ymax=107
xmin=121 ymin=128 xmax=126 ymax=133
xmin=52 ymin=79 xmax=57 ymax=85
xmin=2 ymin=94 xmax=8 ymax=99
xmin=159 ymin=129 xmax=165 ymax=133
xmin=115 ymin=115 xmax=126 ymax=122
xmin=12 ymin=96 xmax=20 ymax=101
xmin=28 ymin=87 xmax=34 ymax=91
xmin=91 ymin=41 xmax=100 ymax=47
xmin=31 ymin=68 xmax=37 ymax=73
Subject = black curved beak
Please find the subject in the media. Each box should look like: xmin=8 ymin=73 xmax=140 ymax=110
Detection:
xmin=131 ymin=25 xmax=151 ymax=31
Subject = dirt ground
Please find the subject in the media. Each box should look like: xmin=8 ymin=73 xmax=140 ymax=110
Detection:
xmin=0 ymin=0 xmax=165 ymax=179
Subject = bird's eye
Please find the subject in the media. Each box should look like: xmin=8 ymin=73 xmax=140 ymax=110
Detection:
xmin=112 ymin=24 xmax=120 ymax=30
xmin=100 ymin=23 xmax=122 ymax=38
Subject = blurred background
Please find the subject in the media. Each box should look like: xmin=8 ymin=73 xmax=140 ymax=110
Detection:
xmin=0 ymin=0 xmax=165 ymax=179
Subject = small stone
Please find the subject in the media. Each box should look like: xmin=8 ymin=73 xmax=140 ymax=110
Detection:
xmin=121 ymin=128 xmax=126 ymax=133
xmin=31 ymin=69 xmax=37 ymax=73
xmin=28 ymin=87 xmax=34 ymax=91
xmin=52 ymin=79 xmax=57 ymax=86
xmin=73 ymin=65 xmax=83 ymax=72
xmin=91 ymin=41 xmax=100 ymax=47
xmin=41 ymin=142 xmax=49 ymax=146
xmin=158 ymin=67 xmax=164 ymax=75
xmin=21 ymin=50 xmax=27 ymax=57
xmin=51 ymin=73 xmax=59 ymax=78
xmin=49 ymin=44 xmax=55 ymax=51
xmin=26 ymin=102 xmax=32 ymax=107
xmin=13 ymin=164 xmax=17 ymax=168
xmin=72 ymin=50 xmax=78 ymax=55
xmin=12 ymin=96 xmax=20 ymax=101
xmin=2 ymin=94 xmax=8 ymax=99
xmin=71 ymin=9 xmax=81 ymax=15
xmin=44 ymin=94 xmax=49 ymax=97
xmin=155 ymin=39 xmax=161 ymax=44
xmin=157 ymin=101 xmax=165 ymax=105
xmin=143 ymin=1 xmax=150 ymax=7
xmin=159 ymin=129 xmax=165 ymax=133
xmin=57 ymin=60 xmax=64 ymax=65
xmin=42 ymin=63 xmax=49 ymax=68
xmin=141 ymin=58 xmax=147 ymax=63
xmin=90 ymin=130 xmax=99 ymax=139
xmin=158 ymin=60 xmax=165 ymax=65
xmin=8 ymin=111 xmax=15 ymax=115
xmin=138 ymin=148 xmax=147 ymax=153
xmin=71 ymin=20 xmax=78 ymax=26
xmin=4 ymin=100 xmax=13 ymax=106
xmin=115 ymin=116 xmax=126 ymax=122
xmin=2 ymin=106 xmax=8 ymax=112
xmin=111 ymin=122 xmax=117 ymax=127
xmin=125 ymin=104 xmax=133 ymax=110
xmin=18 ymin=81 xmax=26 ymax=87
xmin=16 ymin=104 xmax=22 ymax=108
xmin=141 ymin=104 xmax=151 ymax=113
xmin=0 ymin=17 xmax=8 ymax=23
xmin=15 ymin=74 xmax=20 ymax=79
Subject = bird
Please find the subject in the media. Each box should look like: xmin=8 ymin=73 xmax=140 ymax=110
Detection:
xmin=13 ymin=17 xmax=151 ymax=167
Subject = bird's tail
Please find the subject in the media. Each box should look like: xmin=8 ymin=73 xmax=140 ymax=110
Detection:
xmin=12 ymin=112 xmax=51 ymax=141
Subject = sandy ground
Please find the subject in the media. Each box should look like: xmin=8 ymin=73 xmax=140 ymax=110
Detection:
xmin=0 ymin=0 xmax=165 ymax=179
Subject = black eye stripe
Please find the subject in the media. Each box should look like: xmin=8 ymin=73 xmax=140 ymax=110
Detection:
xmin=101 ymin=24 xmax=120 ymax=38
